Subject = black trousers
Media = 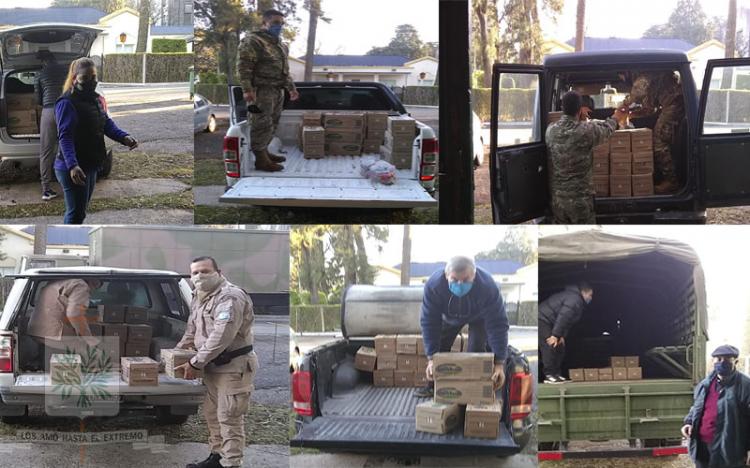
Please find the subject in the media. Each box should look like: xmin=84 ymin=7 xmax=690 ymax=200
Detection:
xmin=425 ymin=318 xmax=490 ymax=388
xmin=539 ymin=320 xmax=566 ymax=378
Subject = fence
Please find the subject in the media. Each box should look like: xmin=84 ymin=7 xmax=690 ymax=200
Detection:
xmin=101 ymin=53 xmax=194 ymax=83
xmin=291 ymin=305 xmax=341 ymax=333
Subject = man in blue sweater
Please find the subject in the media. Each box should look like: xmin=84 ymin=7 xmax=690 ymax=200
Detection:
xmin=414 ymin=256 xmax=509 ymax=397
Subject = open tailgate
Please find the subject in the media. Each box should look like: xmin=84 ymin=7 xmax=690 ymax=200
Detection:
xmin=290 ymin=386 xmax=520 ymax=455
xmin=220 ymin=177 xmax=436 ymax=208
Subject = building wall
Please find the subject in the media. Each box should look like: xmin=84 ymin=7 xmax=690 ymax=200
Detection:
xmin=91 ymin=11 xmax=140 ymax=57
xmin=689 ymin=44 xmax=726 ymax=89
xmin=289 ymin=59 xmax=305 ymax=81
xmin=0 ymin=232 xmax=33 ymax=276
xmin=405 ymin=58 xmax=438 ymax=86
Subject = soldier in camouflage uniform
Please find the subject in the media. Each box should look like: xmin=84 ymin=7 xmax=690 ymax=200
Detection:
xmin=546 ymin=91 xmax=627 ymax=224
xmin=627 ymin=71 xmax=684 ymax=193
xmin=237 ymin=9 xmax=299 ymax=172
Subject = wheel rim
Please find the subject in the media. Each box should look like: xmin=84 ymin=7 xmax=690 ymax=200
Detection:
xmin=208 ymin=116 xmax=216 ymax=132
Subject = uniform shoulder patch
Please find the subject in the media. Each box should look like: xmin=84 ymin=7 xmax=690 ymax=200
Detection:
xmin=216 ymin=301 xmax=233 ymax=321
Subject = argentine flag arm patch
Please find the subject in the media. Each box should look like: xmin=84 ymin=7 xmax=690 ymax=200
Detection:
xmin=216 ymin=303 xmax=233 ymax=321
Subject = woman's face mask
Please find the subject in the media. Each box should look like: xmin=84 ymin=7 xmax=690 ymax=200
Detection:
xmin=75 ymin=71 xmax=97 ymax=93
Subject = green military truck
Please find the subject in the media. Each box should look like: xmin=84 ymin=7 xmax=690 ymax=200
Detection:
xmin=537 ymin=230 xmax=707 ymax=460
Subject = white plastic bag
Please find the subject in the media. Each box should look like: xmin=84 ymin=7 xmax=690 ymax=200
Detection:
xmin=360 ymin=158 xmax=397 ymax=185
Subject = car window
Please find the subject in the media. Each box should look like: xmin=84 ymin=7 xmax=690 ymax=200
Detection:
xmin=701 ymin=63 xmax=750 ymax=135
xmin=495 ymin=72 xmax=541 ymax=148
xmin=195 ymin=98 xmax=205 ymax=107
xmin=28 ymin=279 xmax=148 ymax=310
xmin=160 ymin=281 xmax=189 ymax=319
xmin=285 ymin=87 xmax=397 ymax=111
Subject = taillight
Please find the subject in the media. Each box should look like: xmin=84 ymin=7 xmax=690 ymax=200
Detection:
xmin=420 ymin=138 xmax=438 ymax=182
xmin=292 ymin=370 xmax=313 ymax=416
xmin=509 ymin=371 xmax=532 ymax=420
xmin=223 ymin=136 xmax=240 ymax=178
xmin=0 ymin=335 xmax=13 ymax=373
xmin=538 ymin=452 xmax=563 ymax=461
xmin=653 ymin=446 xmax=688 ymax=457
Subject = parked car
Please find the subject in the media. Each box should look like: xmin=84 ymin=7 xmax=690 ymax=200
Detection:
xmin=221 ymin=82 xmax=438 ymax=209
xmin=490 ymin=51 xmax=750 ymax=224
xmin=0 ymin=24 xmax=114 ymax=180
xmin=193 ymin=93 xmax=217 ymax=133
xmin=0 ymin=266 xmax=205 ymax=423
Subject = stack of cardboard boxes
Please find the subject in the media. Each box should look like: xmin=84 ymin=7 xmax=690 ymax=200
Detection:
xmin=416 ymin=352 xmax=503 ymax=439
xmin=593 ymin=128 xmax=654 ymax=198
xmin=94 ymin=305 xmax=152 ymax=360
xmin=323 ymin=112 xmax=365 ymax=156
xmin=363 ymin=112 xmax=389 ymax=153
xmin=301 ymin=112 xmax=324 ymax=159
xmin=380 ymin=116 xmax=416 ymax=169
xmin=569 ymin=355 xmax=642 ymax=382
xmin=5 ymin=92 xmax=39 ymax=135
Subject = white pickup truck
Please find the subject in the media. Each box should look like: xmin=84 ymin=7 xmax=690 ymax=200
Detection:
xmin=220 ymin=82 xmax=438 ymax=208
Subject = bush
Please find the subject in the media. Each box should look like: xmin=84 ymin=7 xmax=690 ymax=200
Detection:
xmin=195 ymin=84 xmax=229 ymax=103
xmin=402 ymin=86 xmax=439 ymax=106
xmin=738 ymin=74 xmax=750 ymax=90
xmin=290 ymin=305 xmax=341 ymax=333
xmin=101 ymin=53 xmax=194 ymax=83
xmin=198 ymin=71 xmax=228 ymax=84
xmin=472 ymin=87 xmax=537 ymax=122
xmin=152 ymin=38 xmax=187 ymax=53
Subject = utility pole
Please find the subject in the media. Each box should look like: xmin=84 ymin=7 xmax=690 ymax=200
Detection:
xmin=400 ymin=225 xmax=411 ymax=286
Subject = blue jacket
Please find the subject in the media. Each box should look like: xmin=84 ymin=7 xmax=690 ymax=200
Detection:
xmin=420 ymin=267 xmax=509 ymax=362
xmin=684 ymin=370 xmax=750 ymax=468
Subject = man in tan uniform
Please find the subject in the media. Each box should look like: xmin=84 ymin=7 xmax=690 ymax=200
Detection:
xmin=178 ymin=256 xmax=257 ymax=468
xmin=28 ymin=278 xmax=101 ymax=348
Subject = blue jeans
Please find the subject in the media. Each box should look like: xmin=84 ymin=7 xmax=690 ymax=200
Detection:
xmin=55 ymin=166 xmax=98 ymax=224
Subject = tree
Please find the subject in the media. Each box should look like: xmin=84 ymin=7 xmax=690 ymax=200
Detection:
xmin=135 ymin=0 xmax=150 ymax=53
xmin=496 ymin=0 xmax=564 ymax=64
xmin=290 ymin=226 xmax=329 ymax=305
xmin=475 ymin=229 xmax=537 ymax=266
xmin=367 ymin=24 xmax=429 ymax=60
xmin=574 ymin=0 xmax=585 ymax=52
xmin=303 ymin=0 xmax=331 ymax=81
xmin=52 ymin=0 xmax=133 ymax=13
xmin=473 ymin=0 xmax=494 ymax=88
xmin=642 ymin=0 xmax=711 ymax=46
xmin=33 ymin=225 xmax=47 ymax=256
xmin=400 ymin=226 xmax=411 ymax=286
xmin=722 ymin=0 xmax=737 ymax=88
xmin=707 ymin=16 xmax=748 ymax=58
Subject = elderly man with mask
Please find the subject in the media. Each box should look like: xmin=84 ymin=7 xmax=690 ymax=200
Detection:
xmin=414 ymin=256 xmax=509 ymax=398
xmin=178 ymin=256 xmax=257 ymax=468
xmin=682 ymin=345 xmax=750 ymax=468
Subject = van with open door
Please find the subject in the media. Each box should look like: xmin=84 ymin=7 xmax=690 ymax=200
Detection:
xmin=489 ymin=51 xmax=750 ymax=224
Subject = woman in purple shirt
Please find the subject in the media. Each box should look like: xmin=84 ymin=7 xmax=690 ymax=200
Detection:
xmin=55 ymin=57 xmax=138 ymax=224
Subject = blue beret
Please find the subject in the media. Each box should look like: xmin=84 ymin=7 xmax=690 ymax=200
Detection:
xmin=711 ymin=345 xmax=739 ymax=358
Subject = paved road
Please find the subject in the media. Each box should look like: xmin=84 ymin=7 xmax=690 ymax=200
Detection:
xmin=252 ymin=316 xmax=290 ymax=406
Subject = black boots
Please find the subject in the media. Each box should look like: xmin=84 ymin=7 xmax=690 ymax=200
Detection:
xmin=186 ymin=452 xmax=221 ymax=468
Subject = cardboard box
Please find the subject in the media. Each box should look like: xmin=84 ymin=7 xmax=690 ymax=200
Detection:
xmin=435 ymin=379 xmax=495 ymax=405
xmin=365 ymin=111 xmax=389 ymax=129
xmin=302 ymin=126 xmax=325 ymax=144
xmin=464 ymin=402 xmax=503 ymax=439
xmin=417 ymin=355 xmax=428 ymax=371
xmin=125 ymin=341 xmax=150 ymax=358
xmin=302 ymin=112 xmax=323 ymax=126
xmin=384 ymin=131 xmax=414 ymax=152
xmin=354 ymin=346 xmax=377 ymax=372
xmin=450 ymin=335 xmax=462 ymax=353
xmin=387 ymin=115 xmax=416 ymax=135
xmin=98 ymin=305 xmax=126 ymax=323
xmin=5 ymin=93 xmax=36 ymax=109
xmin=632 ymin=173 xmax=654 ymax=196
xmin=394 ymin=370 xmax=414 ymax=387
xmin=323 ymin=112 xmax=364 ymax=129
xmin=613 ymin=367 xmax=628 ymax=380
xmin=324 ymin=128 xmax=364 ymax=144
xmin=121 ymin=357 xmax=158 ymax=386
xmin=593 ymin=142 xmax=609 ymax=158
xmin=125 ymin=306 xmax=149 ymax=324
xmin=416 ymin=336 xmax=425 ymax=355
xmin=629 ymin=128 xmax=653 ymax=150
xmin=397 ymin=354 xmax=418 ymax=371
xmin=162 ymin=348 xmax=202 ymax=379
xmin=584 ymin=368 xmax=599 ymax=381
xmin=610 ymin=356 xmax=626 ymax=367
xmin=433 ymin=353 xmax=494 ymax=380
xmin=609 ymin=131 xmax=631 ymax=153
xmin=50 ymin=354 xmax=82 ymax=384
xmin=632 ymin=151 xmax=654 ymax=175
xmin=126 ymin=324 xmax=152 ymax=343
xmin=89 ymin=322 xmax=104 ymax=336
xmin=414 ymin=370 xmax=428 ymax=387
xmin=374 ymin=335 xmax=397 ymax=355
xmin=8 ymin=124 xmax=38 ymax=134
xmin=303 ymin=143 xmax=325 ymax=159
xmin=594 ymin=175 xmax=609 ymax=197
xmin=610 ymin=152 xmax=632 ymax=175
xmin=104 ymin=324 xmax=128 ymax=340
xmin=415 ymin=401 xmax=461 ymax=434
xmin=380 ymin=145 xmax=411 ymax=169
xmin=373 ymin=369 xmax=393 ymax=387
xmin=610 ymin=175 xmax=632 ymax=197
xmin=593 ymin=158 xmax=609 ymax=175
xmin=362 ymin=139 xmax=382 ymax=153
xmin=627 ymin=367 xmax=643 ymax=380
xmin=376 ymin=354 xmax=397 ymax=370
xmin=569 ymin=368 xmax=585 ymax=381
xmin=326 ymin=142 xmax=362 ymax=156
xmin=547 ymin=111 xmax=563 ymax=126
xmin=7 ymin=109 xmax=36 ymax=128
xmin=625 ymin=356 xmax=640 ymax=368
xmin=396 ymin=335 xmax=418 ymax=355
xmin=598 ymin=368 xmax=614 ymax=381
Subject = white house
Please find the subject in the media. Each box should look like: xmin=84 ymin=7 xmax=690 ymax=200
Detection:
xmin=404 ymin=57 xmax=438 ymax=86
xmin=0 ymin=226 xmax=34 ymax=276
xmin=687 ymin=40 xmax=726 ymax=89
xmin=289 ymin=56 xmax=306 ymax=82
xmin=291 ymin=55 xmax=439 ymax=87
xmin=90 ymin=7 xmax=140 ymax=56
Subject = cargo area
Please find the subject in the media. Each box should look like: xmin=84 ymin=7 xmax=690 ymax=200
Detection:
xmin=290 ymin=340 xmax=519 ymax=455
xmin=3 ymin=70 xmax=41 ymax=138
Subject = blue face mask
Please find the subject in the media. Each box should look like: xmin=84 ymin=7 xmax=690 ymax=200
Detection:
xmin=584 ymin=296 xmax=592 ymax=304
xmin=449 ymin=281 xmax=473 ymax=297
xmin=268 ymin=24 xmax=283 ymax=38
xmin=714 ymin=360 xmax=734 ymax=376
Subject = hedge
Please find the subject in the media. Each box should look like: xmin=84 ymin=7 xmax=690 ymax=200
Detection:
xmin=738 ymin=75 xmax=750 ymax=90
xmin=195 ymin=83 xmax=229 ymax=103
xmin=152 ymin=38 xmax=187 ymax=53
xmin=402 ymin=86 xmax=439 ymax=106
xmin=704 ymin=89 xmax=750 ymax=123
xmin=101 ymin=53 xmax=194 ymax=83
xmin=291 ymin=305 xmax=341 ymax=333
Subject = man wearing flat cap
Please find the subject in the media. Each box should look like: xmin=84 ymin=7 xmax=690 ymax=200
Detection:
xmin=682 ymin=345 xmax=750 ymax=468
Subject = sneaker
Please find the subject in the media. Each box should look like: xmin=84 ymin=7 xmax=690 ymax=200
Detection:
xmin=413 ymin=384 xmax=434 ymax=398
xmin=544 ymin=376 xmax=562 ymax=384
xmin=42 ymin=190 xmax=58 ymax=201
xmin=556 ymin=375 xmax=568 ymax=382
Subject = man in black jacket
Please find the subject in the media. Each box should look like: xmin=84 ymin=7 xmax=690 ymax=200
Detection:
xmin=34 ymin=50 xmax=67 ymax=201
xmin=682 ymin=345 xmax=750 ymax=468
xmin=538 ymin=282 xmax=593 ymax=384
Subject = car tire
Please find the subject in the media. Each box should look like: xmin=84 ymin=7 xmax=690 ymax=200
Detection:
xmin=155 ymin=406 xmax=189 ymax=425
xmin=99 ymin=149 xmax=114 ymax=178
xmin=1 ymin=406 xmax=28 ymax=425
xmin=205 ymin=115 xmax=217 ymax=133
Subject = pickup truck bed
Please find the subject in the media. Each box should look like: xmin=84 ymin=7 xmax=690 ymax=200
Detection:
xmin=292 ymin=384 xmax=518 ymax=455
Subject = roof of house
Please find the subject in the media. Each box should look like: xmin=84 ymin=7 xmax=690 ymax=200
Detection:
xmin=0 ymin=7 xmax=107 ymax=25
xmin=393 ymin=260 xmax=524 ymax=277
xmin=302 ymin=55 xmax=411 ymax=67
xmin=21 ymin=226 xmax=90 ymax=246
xmin=150 ymin=25 xmax=193 ymax=36
xmin=0 ymin=226 xmax=33 ymax=241
xmin=565 ymin=37 xmax=695 ymax=52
